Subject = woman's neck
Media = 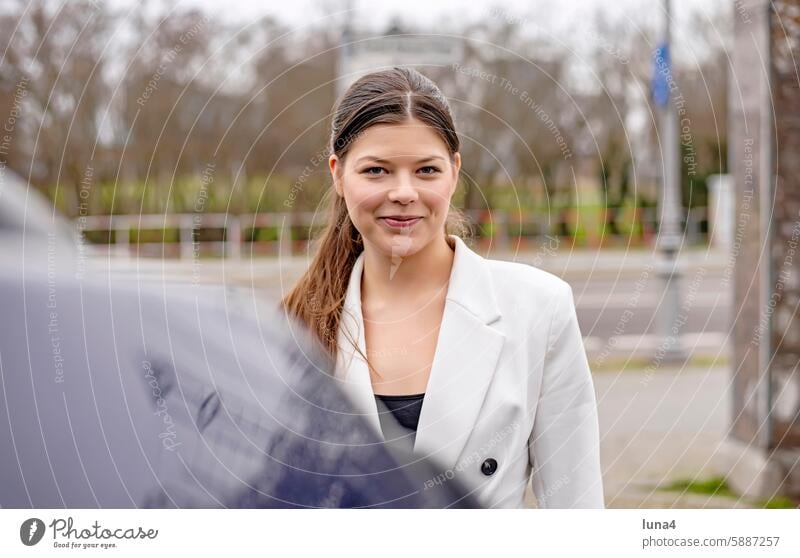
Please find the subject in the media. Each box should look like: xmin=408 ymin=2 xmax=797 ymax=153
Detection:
xmin=361 ymin=235 xmax=455 ymax=308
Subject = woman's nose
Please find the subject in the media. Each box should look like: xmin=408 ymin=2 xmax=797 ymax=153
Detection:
xmin=386 ymin=173 xmax=419 ymax=204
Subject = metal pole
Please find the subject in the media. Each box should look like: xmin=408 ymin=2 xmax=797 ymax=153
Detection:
xmin=336 ymin=0 xmax=354 ymax=99
xmin=656 ymin=0 xmax=687 ymax=363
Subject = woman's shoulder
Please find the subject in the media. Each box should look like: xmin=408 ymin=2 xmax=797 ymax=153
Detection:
xmin=481 ymin=257 xmax=577 ymax=342
xmin=484 ymin=256 xmax=571 ymax=299
xmin=453 ymin=235 xmax=572 ymax=306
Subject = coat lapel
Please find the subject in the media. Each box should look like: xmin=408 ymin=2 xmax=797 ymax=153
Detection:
xmin=333 ymin=253 xmax=382 ymax=435
xmin=333 ymin=235 xmax=505 ymax=473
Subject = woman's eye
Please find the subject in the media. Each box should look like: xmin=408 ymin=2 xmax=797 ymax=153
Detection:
xmin=362 ymin=167 xmax=386 ymax=176
xmin=419 ymin=166 xmax=440 ymax=175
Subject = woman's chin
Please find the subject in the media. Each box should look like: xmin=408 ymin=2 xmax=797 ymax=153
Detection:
xmin=372 ymin=234 xmax=421 ymax=260
xmin=362 ymin=225 xmax=440 ymax=260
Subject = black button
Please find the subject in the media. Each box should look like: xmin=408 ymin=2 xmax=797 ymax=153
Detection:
xmin=481 ymin=458 xmax=498 ymax=476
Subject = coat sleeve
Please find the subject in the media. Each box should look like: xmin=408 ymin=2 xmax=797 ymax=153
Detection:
xmin=528 ymin=281 xmax=604 ymax=508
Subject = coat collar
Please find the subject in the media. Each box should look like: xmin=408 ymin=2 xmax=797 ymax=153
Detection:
xmin=333 ymin=235 xmax=506 ymax=472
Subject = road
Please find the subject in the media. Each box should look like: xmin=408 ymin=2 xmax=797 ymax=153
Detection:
xmin=89 ymin=247 xmax=734 ymax=358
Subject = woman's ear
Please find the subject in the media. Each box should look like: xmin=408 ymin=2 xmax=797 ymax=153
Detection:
xmin=329 ymin=154 xmax=343 ymax=197
xmin=449 ymin=152 xmax=461 ymax=197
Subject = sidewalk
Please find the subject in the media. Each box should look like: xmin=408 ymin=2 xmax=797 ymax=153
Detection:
xmin=523 ymin=364 xmax=746 ymax=508
xmin=595 ymin=365 xmax=746 ymax=508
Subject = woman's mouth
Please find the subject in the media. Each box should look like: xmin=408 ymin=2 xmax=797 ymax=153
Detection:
xmin=378 ymin=216 xmax=423 ymax=230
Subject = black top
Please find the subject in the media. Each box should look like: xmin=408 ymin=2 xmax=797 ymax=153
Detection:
xmin=374 ymin=392 xmax=425 ymax=432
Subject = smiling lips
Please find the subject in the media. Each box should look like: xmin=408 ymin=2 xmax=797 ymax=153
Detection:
xmin=379 ymin=215 xmax=423 ymax=229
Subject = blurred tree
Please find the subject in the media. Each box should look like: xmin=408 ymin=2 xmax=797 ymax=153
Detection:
xmin=0 ymin=0 xmax=731 ymax=231
xmin=1 ymin=0 xmax=112 ymax=215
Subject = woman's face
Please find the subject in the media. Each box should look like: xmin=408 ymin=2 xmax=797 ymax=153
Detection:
xmin=329 ymin=117 xmax=461 ymax=259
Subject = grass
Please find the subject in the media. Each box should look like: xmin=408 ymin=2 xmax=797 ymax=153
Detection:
xmin=658 ymin=475 xmax=799 ymax=509
xmin=761 ymin=496 xmax=798 ymax=509
xmin=589 ymin=354 xmax=730 ymax=373
xmin=661 ymin=476 xmax=738 ymax=499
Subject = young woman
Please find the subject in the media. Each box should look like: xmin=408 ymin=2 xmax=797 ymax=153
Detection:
xmin=282 ymin=67 xmax=603 ymax=508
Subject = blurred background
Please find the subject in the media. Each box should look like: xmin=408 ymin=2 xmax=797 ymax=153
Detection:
xmin=1 ymin=0 xmax=798 ymax=508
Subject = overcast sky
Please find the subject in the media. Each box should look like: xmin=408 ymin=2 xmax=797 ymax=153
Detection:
xmin=113 ymin=0 xmax=729 ymax=40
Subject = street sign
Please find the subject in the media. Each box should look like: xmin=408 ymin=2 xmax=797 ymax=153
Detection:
xmin=652 ymin=42 xmax=671 ymax=107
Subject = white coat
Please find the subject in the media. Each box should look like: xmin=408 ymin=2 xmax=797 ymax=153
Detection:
xmin=333 ymin=234 xmax=604 ymax=508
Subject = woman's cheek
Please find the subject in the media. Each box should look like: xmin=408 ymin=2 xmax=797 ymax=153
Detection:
xmin=351 ymin=192 xmax=383 ymax=239
xmin=346 ymin=185 xmax=373 ymax=220
xmin=425 ymin=186 xmax=450 ymax=220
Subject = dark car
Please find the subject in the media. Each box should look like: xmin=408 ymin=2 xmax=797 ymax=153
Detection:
xmin=0 ymin=173 xmax=476 ymax=508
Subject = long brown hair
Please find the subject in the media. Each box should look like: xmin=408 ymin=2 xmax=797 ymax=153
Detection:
xmin=281 ymin=66 xmax=468 ymax=369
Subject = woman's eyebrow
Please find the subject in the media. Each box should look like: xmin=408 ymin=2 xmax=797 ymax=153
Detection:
xmin=354 ymin=155 xmax=446 ymax=165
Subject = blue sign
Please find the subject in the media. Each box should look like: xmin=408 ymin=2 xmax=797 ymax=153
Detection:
xmin=652 ymin=42 xmax=671 ymax=107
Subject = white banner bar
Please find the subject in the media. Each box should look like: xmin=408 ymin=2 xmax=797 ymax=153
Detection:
xmin=2 ymin=509 xmax=798 ymax=557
